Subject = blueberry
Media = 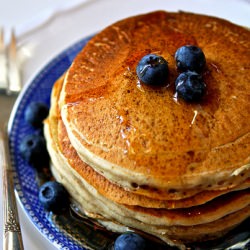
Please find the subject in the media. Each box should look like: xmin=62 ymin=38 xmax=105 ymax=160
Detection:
xmin=24 ymin=102 xmax=49 ymax=128
xmin=175 ymin=45 xmax=206 ymax=73
xmin=175 ymin=71 xmax=206 ymax=102
xmin=114 ymin=232 xmax=147 ymax=250
xmin=39 ymin=181 xmax=69 ymax=213
xmin=19 ymin=134 xmax=49 ymax=169
xmin=136 ymin=54 xmax=168 ymax=86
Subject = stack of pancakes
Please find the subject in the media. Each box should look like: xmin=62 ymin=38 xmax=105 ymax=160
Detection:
xmin=44 ymin=11 xmax=250 ymax=249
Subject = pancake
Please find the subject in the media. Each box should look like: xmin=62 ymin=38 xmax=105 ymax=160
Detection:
xmin=57 ymin=113 xmax=250 ymax=208
xmin=44 ymin=73 xmax=250 ymax=249
xmin=47 ymin=75 xmax=250 ymax=209
xmin=44 ymin=10 xmax=250 ymax=249
xmin=59 ymin=11 xmax=250 ymax=199
xmin=44 ymin=109 xmax=250 ymax=248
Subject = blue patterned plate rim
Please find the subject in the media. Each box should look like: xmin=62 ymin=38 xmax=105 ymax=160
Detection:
xmin=8 ymin=35 xmax=93 ymax=250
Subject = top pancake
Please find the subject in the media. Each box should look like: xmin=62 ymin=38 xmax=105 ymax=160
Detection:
xmin=59 ymin=11 xmax=250 ymax=193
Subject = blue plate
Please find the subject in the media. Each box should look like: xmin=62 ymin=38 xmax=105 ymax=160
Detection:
xmin=8 ymin=36 xmax=93 ymax=250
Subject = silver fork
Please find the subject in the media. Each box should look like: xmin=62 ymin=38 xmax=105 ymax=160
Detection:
xmin=0 ymin=28 xmax=8 ymax=91
xmin=0 ymin=28 xmax=22 ymax=94
xmin=0 ymin=28 xmax=24 ymax=250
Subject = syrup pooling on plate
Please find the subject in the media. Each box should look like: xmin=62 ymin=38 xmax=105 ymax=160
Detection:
xmin=45 ymin=192 xmax=250 ymax=250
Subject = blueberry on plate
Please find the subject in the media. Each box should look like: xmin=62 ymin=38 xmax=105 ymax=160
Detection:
xmin=175 ymin=45 xmax=206 ymax=73
xmin=175 ymin=71 xmax=206 ymax=102
xmin=136 ymin=54 xmax=168 ymax=86
xmin=24 ymin=102 xmax=49 ymax=128
xmin=114 ymin=232 xmax=147 ymax=250
xmin=19 ymin=134 xmax=49 ymax=169
xmin=39 ymin=181 xmax=69 ymax=213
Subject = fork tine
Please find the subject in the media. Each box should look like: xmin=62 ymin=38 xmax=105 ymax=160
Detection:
xmin=0 ymin=27 xmax=8 ymax=91
xmin=7 ymin=29 xmax=22 ymax=94
xmin=0 ymin=27 xmax=4 ymax=49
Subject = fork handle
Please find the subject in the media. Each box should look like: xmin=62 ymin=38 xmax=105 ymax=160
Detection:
xmin=1 ymin=130 xmax=24 ymax=250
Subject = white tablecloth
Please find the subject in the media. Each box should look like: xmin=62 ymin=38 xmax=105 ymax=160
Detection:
xmin=0 ymin=0 xmax=249 ymax=249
